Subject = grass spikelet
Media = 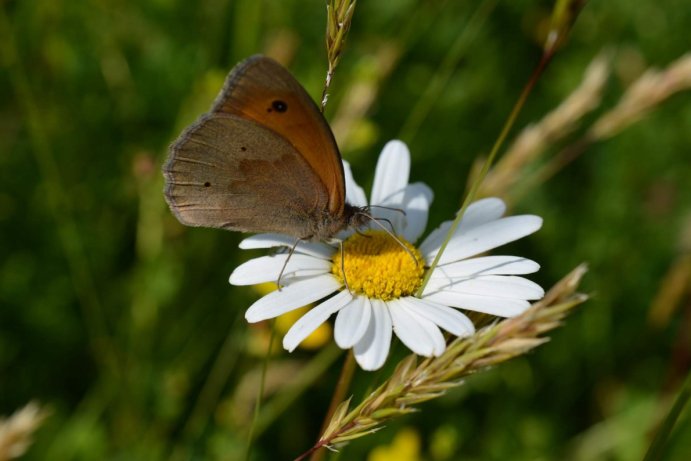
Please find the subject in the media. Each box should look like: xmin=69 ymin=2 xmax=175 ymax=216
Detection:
xmin=0 ymin=402 xmax=49 ymax=461
xmin=590 ymin=53 xmax=691 ymax=139
xmin=481 ymin=53 xmax=610 ymax=198
xmin=299 ymin=265 xmax=589 ymax=457
xmin=322 ymin=0 xmax=357 ymax=110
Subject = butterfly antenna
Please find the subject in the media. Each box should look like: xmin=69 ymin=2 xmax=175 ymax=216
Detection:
xmin=367 ymin=204 xmax=407 ymax=217
xmin=376 ymin=217 xmax=396 ymax=233
xmin=276 ymin=239 xmax=301 ymax=290
xmin=365 ymin=205 xmax=405 ymax=232
xmin=355 ymin=217 xmax=393 ymax=238
xmin=357 ymin=211 xmax=419 ymax=267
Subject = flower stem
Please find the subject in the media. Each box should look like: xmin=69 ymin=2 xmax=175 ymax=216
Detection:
xmin=309 ymin=351 xmax=356 ymax=461
xmin=245 ymin=320 xmax=276 ymax=461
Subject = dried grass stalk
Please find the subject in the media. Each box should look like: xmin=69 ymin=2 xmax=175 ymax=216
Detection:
xmin=481 ymin=54 xmax=610 ymax=197
xmin=590 ymin=53 xmax=691 ymax=139
xmin=480 ymin=51 xmax=691 ymax=204
xmin=299 ymin=264 xmax=588 ymax=457
xmin=0 ymin=402 xmax=49 ymax=461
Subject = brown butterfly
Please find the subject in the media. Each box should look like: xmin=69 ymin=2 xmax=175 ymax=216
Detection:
xmin=162 ymin=55 xmax=371 ymax=241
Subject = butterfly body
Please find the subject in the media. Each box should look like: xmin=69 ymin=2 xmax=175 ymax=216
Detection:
xmin=163 ymin=55 xmax=370 ymax=241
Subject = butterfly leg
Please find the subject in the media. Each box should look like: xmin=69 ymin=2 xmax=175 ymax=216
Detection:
xmin=276 ymin=238 xmax=301 ymax=290
xmin=338 ymin=239 xmax=352 ymax=294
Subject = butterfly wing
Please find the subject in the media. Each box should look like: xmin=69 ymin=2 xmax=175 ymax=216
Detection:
xmin=210 ymin=55 xmax=346 ymax=216
xmin=163 ymin=55 xmax=349 ymax=239
xmin=163 ymin=113 xmax=330 ymax=238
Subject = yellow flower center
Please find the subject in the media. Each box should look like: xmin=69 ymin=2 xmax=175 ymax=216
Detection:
xmin=331 ymin=230 xmax=425 ymax=301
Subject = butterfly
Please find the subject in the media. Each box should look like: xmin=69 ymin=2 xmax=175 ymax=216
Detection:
xmin=162 ymin=55 xmax=371 ymax=241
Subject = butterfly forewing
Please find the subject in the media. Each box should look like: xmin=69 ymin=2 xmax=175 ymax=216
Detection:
xmin=210 ymin=56 xmax=346 ymax=215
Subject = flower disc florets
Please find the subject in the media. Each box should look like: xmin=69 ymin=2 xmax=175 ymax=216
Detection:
xmin=331 ymin=230 xmax=424 ymax=300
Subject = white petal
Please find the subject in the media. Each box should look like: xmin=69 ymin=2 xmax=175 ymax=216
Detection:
xmin=229 ymin=254 xmax=330 ymax=286
xmin=399 ymin=297 xmax=475 ymax=337
xmin=353 ymin=299 xmax=392 ymax=371
xmin=370 ymin=140 xmax=410 ymax=207
xmin=399 ymin=183 xmax=433 ymax=243
xmin=245 ymin=275 xmax=341 ymax=322
xmin=388 ymin=299 xmax=444 ymax=356
xmin=419 ymin=198 xmax=507 ymax=255
xmin=432 ymin=256 xmax=540 ymax=278
xmin=343 ymin=161 xmax=368 ymax=207
xmin=400 ymin=303 xmax=447 ymax=356
xmin=387 ymin=299 xmax=433 ymax=356
xmin=425 ymin=275 xmax=545 ymax=300
xmin=239 ymin=234 xmax=334 ymax=259
xmin=460 ymin=197 xmax=507 ymax=228
xmin=368 ymin=183 xmax=432 ymax=240
xmin=283 ymin=291 xmax=353 ymax=352
xmin=426 ymin=215 xmax=543 ymax=265
xmin=334 ymin=296 xmax=372 ymax=348
xmin=423 ymin=291 xmax=531 ymax=317
xmin=418 ymin=221 xmax=452 ymax=257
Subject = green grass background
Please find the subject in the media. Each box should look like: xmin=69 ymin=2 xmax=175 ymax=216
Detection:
xmin=1 ymin=0 xmax=690 ymax=460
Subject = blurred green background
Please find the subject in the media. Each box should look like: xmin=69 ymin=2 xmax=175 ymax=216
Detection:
xmin=1 ymin=0 xmax=690 ymax=460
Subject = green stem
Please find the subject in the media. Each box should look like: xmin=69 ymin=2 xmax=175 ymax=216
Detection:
xmin=415 ymin=0 xmax=586 ymax=296
xmin=176 ymin=319 xmax=242 ymax=447
xmin=245 ymin=320 xmax=276 ymax=461
xmin=416 ymin=48 xmax=555 ymax=296
xmin=642 ymin=371 xmax=691 ymax=461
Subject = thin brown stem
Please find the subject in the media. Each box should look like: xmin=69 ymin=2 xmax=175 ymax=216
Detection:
xmin=309 ymin=351 xmax=356 ymax=461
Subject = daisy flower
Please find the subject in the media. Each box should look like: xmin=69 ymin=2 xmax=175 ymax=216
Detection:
xmin=229 ymin=140 xmax=544 ymax=371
